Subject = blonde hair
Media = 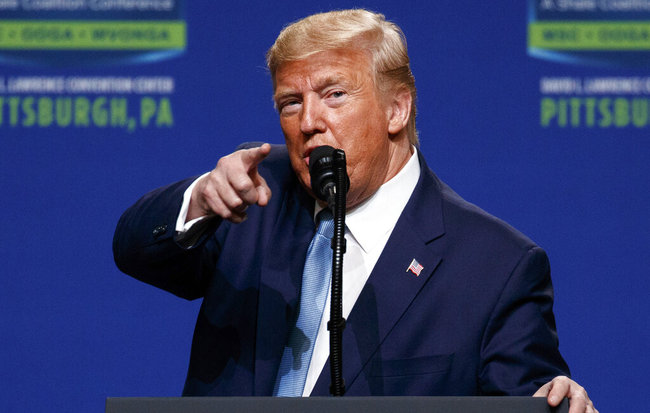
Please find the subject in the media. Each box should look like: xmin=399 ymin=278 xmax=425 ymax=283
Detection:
xmin=266 ymin=9 xmax=418 ymax=145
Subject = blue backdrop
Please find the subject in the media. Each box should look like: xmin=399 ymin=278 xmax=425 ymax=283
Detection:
xmin=1 ymin=1 xmax=647 ymax=412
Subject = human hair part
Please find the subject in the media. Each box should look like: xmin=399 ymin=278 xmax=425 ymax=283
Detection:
xmin=266 ymin=9 xmax=419 ymax=145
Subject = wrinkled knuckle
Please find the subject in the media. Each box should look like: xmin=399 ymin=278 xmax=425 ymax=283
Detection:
xmin=216 ymin=155 xmax=234 ymax=170
xmin=206 ymin=170 xmax=224 ymax=188
xmin=233 ymin=178 xmax=254 ymax=194
xmin=231 ymin=198 xmax=246 ymax=210
xmin=198 ymin=184 xmax=211 ymax=198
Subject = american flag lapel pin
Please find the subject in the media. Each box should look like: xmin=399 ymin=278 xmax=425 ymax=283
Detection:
xmin=407 ymin=258 xmax=423 ymax=276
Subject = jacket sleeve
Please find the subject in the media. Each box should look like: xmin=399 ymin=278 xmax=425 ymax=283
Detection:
xmin=478 ymin=246 xmax=570 ymax=395
xmin=112 ymin=177 xmax=224 ymax=300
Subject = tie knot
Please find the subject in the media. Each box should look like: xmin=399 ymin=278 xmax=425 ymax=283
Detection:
xmin=316 ymin=209 xmax=334 ymax=238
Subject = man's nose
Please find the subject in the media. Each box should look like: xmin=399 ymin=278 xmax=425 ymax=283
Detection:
xmin=300 ymin=95 xmax=326 ymax=135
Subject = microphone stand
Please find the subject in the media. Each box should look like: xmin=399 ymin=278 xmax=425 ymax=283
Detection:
xmin=328 ymin=149 xmax=347 ymax=396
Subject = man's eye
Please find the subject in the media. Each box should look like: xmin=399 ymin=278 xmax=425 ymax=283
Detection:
xmin=280 ymin=100 xmax=300 ymax=114
xmin=330 ymin=91 xmax=345 ymax=98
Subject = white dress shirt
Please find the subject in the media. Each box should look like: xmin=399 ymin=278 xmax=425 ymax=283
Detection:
xmin=303 ymin=149 xmax=419 ymax=395
xmin=176 ymin=148 xmax=421 ymax=396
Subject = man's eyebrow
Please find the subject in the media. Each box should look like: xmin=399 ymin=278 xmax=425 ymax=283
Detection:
xmin=313 ymin=74 xmax=353 ymax=91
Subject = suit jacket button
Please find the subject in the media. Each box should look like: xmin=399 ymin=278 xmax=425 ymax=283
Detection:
xmin=152 ymin=224 xmax=168 ymax=238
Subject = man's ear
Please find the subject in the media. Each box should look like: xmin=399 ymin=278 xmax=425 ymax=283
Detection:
xmin=387 ymin=87 xmax=412 ymax=135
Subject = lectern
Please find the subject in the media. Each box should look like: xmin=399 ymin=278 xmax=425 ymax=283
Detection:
xmin=106 ymin=396 xmax=569 ymax=413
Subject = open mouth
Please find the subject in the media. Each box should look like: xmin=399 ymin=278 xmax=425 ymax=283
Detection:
xmin=303 ymin=146 xmax=316 ymax=166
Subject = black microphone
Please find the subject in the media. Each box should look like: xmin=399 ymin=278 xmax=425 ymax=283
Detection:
xmin=309 ymin=145 xmax=350 ymax=206
xmin=308 ymin=144 xmax=349 ymax=396
xmin=309 ymin=145 xmax=336 ymax=204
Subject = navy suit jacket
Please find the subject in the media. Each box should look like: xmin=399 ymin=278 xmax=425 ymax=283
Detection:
xmin=113 ymin=144 xmax=569 ymax=397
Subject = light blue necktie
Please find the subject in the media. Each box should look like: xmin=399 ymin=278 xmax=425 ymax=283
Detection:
xmin=273 ymin=209 xmax=334 ymax=396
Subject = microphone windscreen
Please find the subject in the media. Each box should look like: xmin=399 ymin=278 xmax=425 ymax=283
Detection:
xmin=309 ymin=145 xmax=336 ymax=202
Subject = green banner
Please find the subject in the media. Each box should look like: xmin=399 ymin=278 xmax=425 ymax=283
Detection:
xmin=0 ymin=20 xmax=186 ymax=50
xmin=529 ymin=21 xmax=650 ymax=50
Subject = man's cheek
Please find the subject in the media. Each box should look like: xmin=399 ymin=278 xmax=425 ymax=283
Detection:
xmin=300 ymin=169 xmax=311 ymax=189
xmin=290 ymin=161 xmax=310 ymax=188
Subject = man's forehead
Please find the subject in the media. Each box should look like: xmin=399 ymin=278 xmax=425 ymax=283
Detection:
xmin=273 ymin=50 xmax=371 ymax=94
xmin=276 ymin=71 xmax=350 ymax=91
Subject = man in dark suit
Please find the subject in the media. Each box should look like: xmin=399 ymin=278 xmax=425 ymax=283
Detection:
xmin=113 ymin=9 xmax=597 ymax=413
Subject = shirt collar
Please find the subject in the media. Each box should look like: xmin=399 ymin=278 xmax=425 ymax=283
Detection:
xmin=314 ymin=148 xmax=421 ymax=254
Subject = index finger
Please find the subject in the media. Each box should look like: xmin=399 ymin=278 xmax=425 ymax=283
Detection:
xmin=548 ymin=379 xmax=568 ymax=406
xmin=240 ymin=143 xmax=271 ymax=170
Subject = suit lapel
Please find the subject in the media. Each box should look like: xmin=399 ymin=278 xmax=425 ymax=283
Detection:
xmin=311 ymin=152 xmax=446 ymax=395
xmin=253 ymin=180 xmax=315 ymax=396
